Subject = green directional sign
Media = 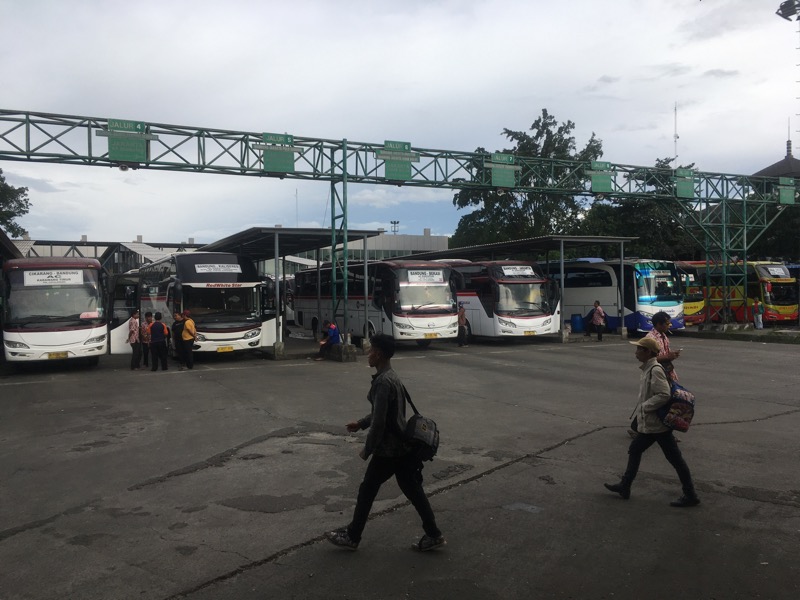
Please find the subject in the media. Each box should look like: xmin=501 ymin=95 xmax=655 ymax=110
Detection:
xmin=376 ymin=140 xmax=418 ymax=181
xmin=675 ymin=168 xmax=695 ymax=199
xmin=778 ymin=177 xmax=796 ymax=205
xmin=590 ymin=160 xmax=613 ymax=193
xmin=489 ymin=153 xmax=517 ymax=187
xmin=261 ymin=132 xmax=296 ymax=173
xmin=492 ymin=153 xmax=515 ymax=164
xmin=107 ymin=119 xmax=148 ymax=163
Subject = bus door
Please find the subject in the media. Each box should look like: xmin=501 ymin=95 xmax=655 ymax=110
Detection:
xmin=108 ymin=274 xmax=138 ymax=354
xmin=371 ymin=266 xmax=394 ymax=334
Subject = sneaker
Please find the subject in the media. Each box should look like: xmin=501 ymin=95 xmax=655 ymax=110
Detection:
xmin=325 ymin=527 xmax=358 ymax=550
xmin=412 ymin=534 xmax=446 ymax=552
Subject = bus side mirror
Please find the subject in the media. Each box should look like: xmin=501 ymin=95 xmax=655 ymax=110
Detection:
xmin=766 ymin=282 xmax=773 ymax=293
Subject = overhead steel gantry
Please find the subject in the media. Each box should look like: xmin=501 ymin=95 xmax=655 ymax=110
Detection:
xmin=1 ymin=109 xmax=797 ymax=324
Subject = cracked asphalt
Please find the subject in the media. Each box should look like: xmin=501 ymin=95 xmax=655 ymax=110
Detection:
xmin=1 ymin=333 xmax=798 ymax=600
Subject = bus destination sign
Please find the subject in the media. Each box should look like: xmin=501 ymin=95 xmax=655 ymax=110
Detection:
xmin=407 ymin=270 xmax=444 ymax=284
xmin=23 ymin=270 xmax=83 ymax=286
xmin=195 ymin=264 xmax=243 ymax=274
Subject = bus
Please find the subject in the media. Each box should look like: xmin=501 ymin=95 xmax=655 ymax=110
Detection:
xmin=442 ymin=260 xmax=560 ymax=339
xmin=549 ymin=259 xmax=685 ymax=333
xmin=293 ymin=259 xmax=458 ymax=346
xmin=2 ymin=257 xmax=107 ymax=364
xmin=138 ymin=252 xmax=278 ymax=354
xmin=682 ymin=260 xmax=798 ymax=324
xmin=675 ymin=262 xmax=706 ymax=326
xmin=107 ymin=269 xmax=140 ymax=354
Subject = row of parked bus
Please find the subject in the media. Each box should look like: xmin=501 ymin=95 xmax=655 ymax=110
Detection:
xmin=676 ymin=261 xmax=799 ymax=326
xmin=3 ymin=253 xmax=797 ymax=365
xmin=1 ymin=252 xmax=280 ymax=365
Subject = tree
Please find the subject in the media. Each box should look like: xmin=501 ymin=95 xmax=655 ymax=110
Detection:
xmin=0 ymin=168 xmax=31 ymax=238
xmin=450 ymin=109 xmax=603 ymax=248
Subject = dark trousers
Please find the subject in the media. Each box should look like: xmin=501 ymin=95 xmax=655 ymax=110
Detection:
xmin=129 ymin=342 xmax=141 ymax=369
xmin=142 ymin=343 xmax=150 ymax=367
xmin=347 ymin=455 xmax=441 ymax=543
xmin=593 ymin=322 xmax=604 ymax=341
xmin=151 ymin=341 xmax=168 ymax=371
xmin=182 ymin=339 xmax=194 ymax=369
xmin=457 ymin=325 xmax=467 ymax=346
xmin=624 ymin=430 xmax=694 ymax=492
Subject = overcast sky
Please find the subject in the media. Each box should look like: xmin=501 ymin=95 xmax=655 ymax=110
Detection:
xmin=1 ymin=0 xmax=797 ymax=244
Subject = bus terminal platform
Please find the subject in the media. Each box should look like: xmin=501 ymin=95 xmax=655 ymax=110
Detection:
xmin=1 ymin=324 xmax=799 ymax=600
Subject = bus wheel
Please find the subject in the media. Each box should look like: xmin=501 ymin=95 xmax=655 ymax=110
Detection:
xmin=416 ymin=339 xmax=432 ymax=348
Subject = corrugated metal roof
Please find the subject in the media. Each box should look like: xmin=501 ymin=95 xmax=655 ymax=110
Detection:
xmin=118 ymin=242 xmax=176 ymax=262
xmin=13 ymin=240 xmax=36 ymax=256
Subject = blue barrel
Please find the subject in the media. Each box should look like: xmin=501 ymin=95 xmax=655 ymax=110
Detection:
xmin=571 ymin=313 xmax=585 ymax=333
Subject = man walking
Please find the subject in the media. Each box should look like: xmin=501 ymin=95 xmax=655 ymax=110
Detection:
xmin=604 ymin=337 xmax=700 ymax=507
xmin=325 ymin=333 xmax=446 ymax=551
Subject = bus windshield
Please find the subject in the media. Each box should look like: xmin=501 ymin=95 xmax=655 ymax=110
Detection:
xmin=496 ymin=282 xmax=550 ymax=316
xmin=764 ymin=282 xmax=798 ymax=306
xmin=5 ymin=271 xmax=103 ymax=327
xmin=183 ymin=286 xmax=261 ymax=323
xmin=397 ymin=283 xmax=455 ymax=313
xmin=635 ymin=264 xmax=681 ymax=303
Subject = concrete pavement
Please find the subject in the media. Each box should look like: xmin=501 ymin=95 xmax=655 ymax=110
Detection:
xmin=1 ymin=334 xmax=798 ymax=599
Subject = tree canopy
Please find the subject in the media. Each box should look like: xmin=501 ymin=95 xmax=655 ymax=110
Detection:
xmin=0 ymin=168 xmax=30 ymax=238
xmin=450 ymin=109 xmax=603 ymax=248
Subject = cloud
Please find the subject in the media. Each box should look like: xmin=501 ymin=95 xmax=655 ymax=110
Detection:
xmin=2 ymin=174 xmax=64 ymax=193
xmin=702 ymin=69 xmax=738 ymax=79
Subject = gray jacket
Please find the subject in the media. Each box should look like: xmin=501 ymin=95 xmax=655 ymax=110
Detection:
xmin=631 ymin=357 xmax=671 ymax=434
xmin=357 ymin=366 xmax=409 ymax=459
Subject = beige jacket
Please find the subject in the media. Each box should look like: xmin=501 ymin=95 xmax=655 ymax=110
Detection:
xmin=631 ymin=357 xmax=671 ymax=434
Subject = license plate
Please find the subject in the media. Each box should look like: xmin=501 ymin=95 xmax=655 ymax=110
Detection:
xmin=48 ymin=352 xmax=68 ymax=359
xmin=216 ymin=346 xmax=234 ymax=353
xmin=424 ymin=333 xmax=438 ymax=339
xmin=524 ymin=331 xmax=536 ymax=336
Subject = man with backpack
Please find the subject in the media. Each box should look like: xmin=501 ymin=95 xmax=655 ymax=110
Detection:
xmin=324 ymin=333 xmax=446 ymax=551
xmin=604 ymin=336 xmax=700 ymax=507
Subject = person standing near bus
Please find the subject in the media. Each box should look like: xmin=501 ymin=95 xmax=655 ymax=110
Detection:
xmin=590 ymin=300 xmax=606 ymax=342
xmin=149 ymin=312 xmax=170 ymax=372
xmin=128 ymin=309 xmax=142 ymax=370
xmin=752 ymin=298 xmax=764 ymax=330
xmin=172 ymin=311 xmax=185 ymax=369
xmin=457 ymin=302 xmax=468 ymax=347
xmin=324 ymin=333 xmax=446 ymax=551
xmin=645 ymin=311 xmax=680 ymax=381
xmin=181 ymin=310 xmax=197 ymax=370
xmin=140 ymin=312 xmax=153 ymax=368
xmin=604 ymin=337 xmax=699 ymax=507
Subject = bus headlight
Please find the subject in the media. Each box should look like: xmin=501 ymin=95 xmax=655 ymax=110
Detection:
xmin=4 ymin=340 xmax=29 ymax=349
xmin=243 ymin=328 xmax=261 ymax=339
xmin=498 ymin=318 xmax=517 ymax=328
xmin=394 ymin=322 xmax=413 ymax=330
xmin=195 ymin=333 xmax=206 ymax=342
xmin=83 ymin=334 xmax=106 ymax=345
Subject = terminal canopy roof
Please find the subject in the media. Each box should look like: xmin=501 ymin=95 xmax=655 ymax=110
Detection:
xmin=395 ymin=235 xmax=638 ymax=262
xmin=200 ymin=227 xmax=383 ymax=262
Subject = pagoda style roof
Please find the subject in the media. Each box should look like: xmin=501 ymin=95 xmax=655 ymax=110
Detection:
xmin=752 ymin=139 xmax=800 ymax=178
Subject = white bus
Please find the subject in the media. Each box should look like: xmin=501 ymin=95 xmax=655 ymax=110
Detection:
xmin=2 ymin=257 xmax=107 ymax=364
xmin=443 ymin=260 xmax=561 ymax=339
xmin=550 ymin=259 xmax=685 ymax=333
xmin=293 ymin=259 xmax=458 ymax=347
xmin=138 ymin=252 xmax=278 ymax=355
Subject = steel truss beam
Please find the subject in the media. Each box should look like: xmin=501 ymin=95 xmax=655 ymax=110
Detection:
xmin=1 ymin=110 xmax=797 ymax=324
